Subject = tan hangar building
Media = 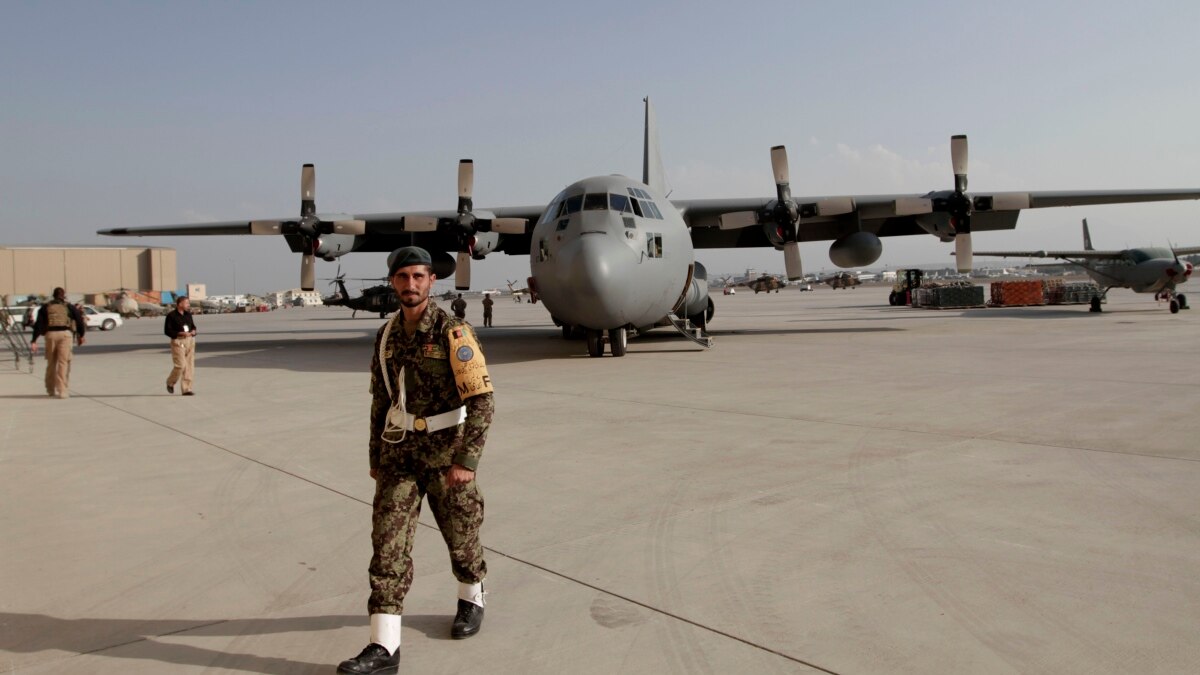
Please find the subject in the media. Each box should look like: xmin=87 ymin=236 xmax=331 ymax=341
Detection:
xmin=0 ymin=245 xmax=177 ymax=297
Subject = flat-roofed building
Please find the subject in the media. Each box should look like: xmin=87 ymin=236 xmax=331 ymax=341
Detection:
xmin=0 ymin=246 xmax=177 ymax=298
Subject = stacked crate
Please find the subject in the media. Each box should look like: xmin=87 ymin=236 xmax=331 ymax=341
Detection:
xmin=928 ymin=284 xmax=985 ymax=308
xmin=1045 ymin=279 xmax=1100 ymax=305
xmin=989 ymin=280 xmax=1046 ymax=306
xmin=910 ymin=288 xmax=930 ymax=308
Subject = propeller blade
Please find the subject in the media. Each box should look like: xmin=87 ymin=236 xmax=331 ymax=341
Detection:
xmin=403 ymin=216 xmax=439 ymax=232
xmin=783 ymin=241 xmax=803 ymax=280
xmin=955 ymin=232 xmax=973 ymax=273
xmin=489 ymin=218 xmax=527 ymax=234
xmin=951 ymin=135 xmax=968 ymax=193
xmin=301 ymin=254 xmax=316 ymax=291
xmin=331 ymin=219 xmax=366 ymax=235
xmin=894 ymin=197 xmax=933 ymax=216
xmin=249 ymin=220 xmax=282 ymax=235
xmin=718 ymin=211 xmax=758 ymax=230
xmin=455 ymin=251 xmax=471 ymax=290
xmin=770 ymin=145 xmax=789 ymax=186
xmin=458 ymin=159 xmax=474 ymax=200
xmin=301 ymin=164 xmax=316 ymax=217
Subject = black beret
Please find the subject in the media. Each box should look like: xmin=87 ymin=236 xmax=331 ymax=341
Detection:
xmin=387 ymin=246 xmax=433 ymax=276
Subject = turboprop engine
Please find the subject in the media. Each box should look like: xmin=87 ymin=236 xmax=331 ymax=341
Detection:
xmin=829 ymin=232 xmax=883 ymax=268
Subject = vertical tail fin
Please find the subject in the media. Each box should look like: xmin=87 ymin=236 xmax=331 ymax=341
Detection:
xmin=1082 ymin=218 xmax=1094 ymax=251
xmin=642 ymin=97 xmax=666 ymax=194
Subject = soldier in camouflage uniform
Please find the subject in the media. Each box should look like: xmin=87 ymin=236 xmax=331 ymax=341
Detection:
xmin=338 ymin=247 xmax=494 ymax=675
xmin=29 ymin=287 xmax=86 ymax=399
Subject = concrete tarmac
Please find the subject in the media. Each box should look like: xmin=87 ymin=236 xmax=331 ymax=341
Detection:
xmin=2 ymin=287 xmax=1198 ymax=674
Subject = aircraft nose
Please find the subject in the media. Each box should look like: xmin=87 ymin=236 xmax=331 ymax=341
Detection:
xmin=555 ymin=234 xmax=635 ymax=327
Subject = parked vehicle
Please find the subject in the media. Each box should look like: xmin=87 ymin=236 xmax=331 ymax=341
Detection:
xmin=81 ymin=305 xmax=124 ymax=331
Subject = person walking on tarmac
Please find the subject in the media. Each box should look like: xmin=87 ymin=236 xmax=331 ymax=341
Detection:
xmin=450 ymin=293 xmax=467 ymax=320
xmin=163 ymin=296 xmax=198 ymax=395
xmin=481 ymin=294 xmax=494 ymax=327
xmin=337 ymin=247 xmax=494 ymax=674
xmin=29 ymin=287 xmax=86 ymax=399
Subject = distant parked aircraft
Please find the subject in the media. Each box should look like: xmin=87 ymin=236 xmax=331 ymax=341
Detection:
xmin=974 ymin=219 xmax=1197 ymax=313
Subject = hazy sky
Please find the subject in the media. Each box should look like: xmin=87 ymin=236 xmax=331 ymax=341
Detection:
xmin=4 ymin=1 xmax=1199 ymax=294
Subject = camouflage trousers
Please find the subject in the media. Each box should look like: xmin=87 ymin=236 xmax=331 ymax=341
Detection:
xmin=368 ymin=459 xmax=486 ymax=615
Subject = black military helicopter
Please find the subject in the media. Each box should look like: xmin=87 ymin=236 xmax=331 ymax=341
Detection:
xmin=322 ymin=269 xmax=400 ymax=318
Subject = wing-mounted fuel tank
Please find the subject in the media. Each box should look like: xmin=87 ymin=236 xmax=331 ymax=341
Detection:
xmin=829 ymin=231 xmax=883 ymax=268
xmin=674 ymin=261 xmax=715 ymax=324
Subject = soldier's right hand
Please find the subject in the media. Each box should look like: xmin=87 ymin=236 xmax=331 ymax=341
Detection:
xmin=370 ymin=468 xmax=378 ymax=480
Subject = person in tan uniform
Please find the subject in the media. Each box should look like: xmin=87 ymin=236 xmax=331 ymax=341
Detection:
xmin=163 ymin=296 xmax=198 ymax=395
xmin=29 ymin=287 xmax=86 ymax=399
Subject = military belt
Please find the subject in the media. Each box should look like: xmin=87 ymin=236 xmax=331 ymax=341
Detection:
xmin=391 ymin=405 xmax=467 ymax=433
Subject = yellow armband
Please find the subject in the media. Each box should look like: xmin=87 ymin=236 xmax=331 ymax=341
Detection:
xmin=448 ymin=325 xmax=493 ymax=398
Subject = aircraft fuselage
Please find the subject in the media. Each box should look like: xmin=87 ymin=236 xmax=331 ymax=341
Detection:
xmin=529 ymin=175 xmax=694 ymax=331
xmin=1080 ymin=249 xmax=1192 ymax=293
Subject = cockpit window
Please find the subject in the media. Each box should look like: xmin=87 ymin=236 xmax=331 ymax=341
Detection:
xmin=1133 ymin=247 xmax=1171 ymax=262
xmin=630 ymin=199 xmax=644 ymax=218
xmin=539 ymin=197 xmax=562 ymax=225
xmin=645 ymin=201 xmax=663 ymax=219
xmin=584 ymin=193 xmax=608 ymax=211
xmin=565 ymin=195 xmax=583 ymax=214
xmin=609 ymin=193 xmax=630 ymax=213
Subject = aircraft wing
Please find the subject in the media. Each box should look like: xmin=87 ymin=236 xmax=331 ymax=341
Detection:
xmin=98 ymin=206 xmax=545 ymax=255
xmin=973 ymin=249 xmax=1127 ymax=260
xmin=677 ymin=189 xmax=1200 ymax=248
xmin=1172 ymin=246 xmax=1200 ymax=256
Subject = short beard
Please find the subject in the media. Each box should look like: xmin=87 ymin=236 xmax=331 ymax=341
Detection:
xmin=399 ymin=291 xmax=427 ymax=308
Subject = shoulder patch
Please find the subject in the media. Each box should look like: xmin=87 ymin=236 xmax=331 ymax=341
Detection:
xmin=447 ymin=325 xmax=493 ymax=398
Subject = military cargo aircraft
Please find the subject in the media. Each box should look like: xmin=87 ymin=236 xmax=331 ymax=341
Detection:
xmin=974 ymin=219 xmax=1198 ymax=313
xmin=99 ymin=99 xmax=1200 ymax=356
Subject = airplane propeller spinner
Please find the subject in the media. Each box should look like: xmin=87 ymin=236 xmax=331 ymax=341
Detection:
xmin=402 ymin=160 xmax=527 ymax=290
xmin=247 ymin=164 xmax=366 ymax=291
xmin=718 ymin=145 xmax=855 ymax=280
xmin=893 ymin=135 xmax=1030 ymax=273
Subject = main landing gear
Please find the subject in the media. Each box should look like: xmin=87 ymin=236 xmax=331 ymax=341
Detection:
xmin=555 ymin=316 xmax=630 ymax=357
xmin=578 ymin=326 xmax=628 ymax=357
xmin=584 ymin=327 xmax=628 ymax=357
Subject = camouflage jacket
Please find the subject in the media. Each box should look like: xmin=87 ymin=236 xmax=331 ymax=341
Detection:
xmin=369 ymin=300 xmax=494 ymax=472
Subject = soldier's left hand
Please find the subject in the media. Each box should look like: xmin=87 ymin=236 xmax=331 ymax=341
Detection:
xmin=447 ymin=464 xmax=475 ymax=487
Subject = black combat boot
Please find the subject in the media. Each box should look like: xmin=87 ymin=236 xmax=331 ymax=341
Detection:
xmin=451 ymin=599 xmax=484 ymax=639
xmin=336 ymin=643 xmax=399 ymax=674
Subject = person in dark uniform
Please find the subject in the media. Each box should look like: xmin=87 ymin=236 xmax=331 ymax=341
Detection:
xmin=450 ymin=293 xmax=467 ymax=320
xmin=29 ymin=287 xmax=86 ymax=398
xmin=481 ymin=294 xmax=494 ymax=327
xmin=338 ymin=247 xmax=494 ymax=675
xmin=163 ymin=296 xmax=198 ymax=395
